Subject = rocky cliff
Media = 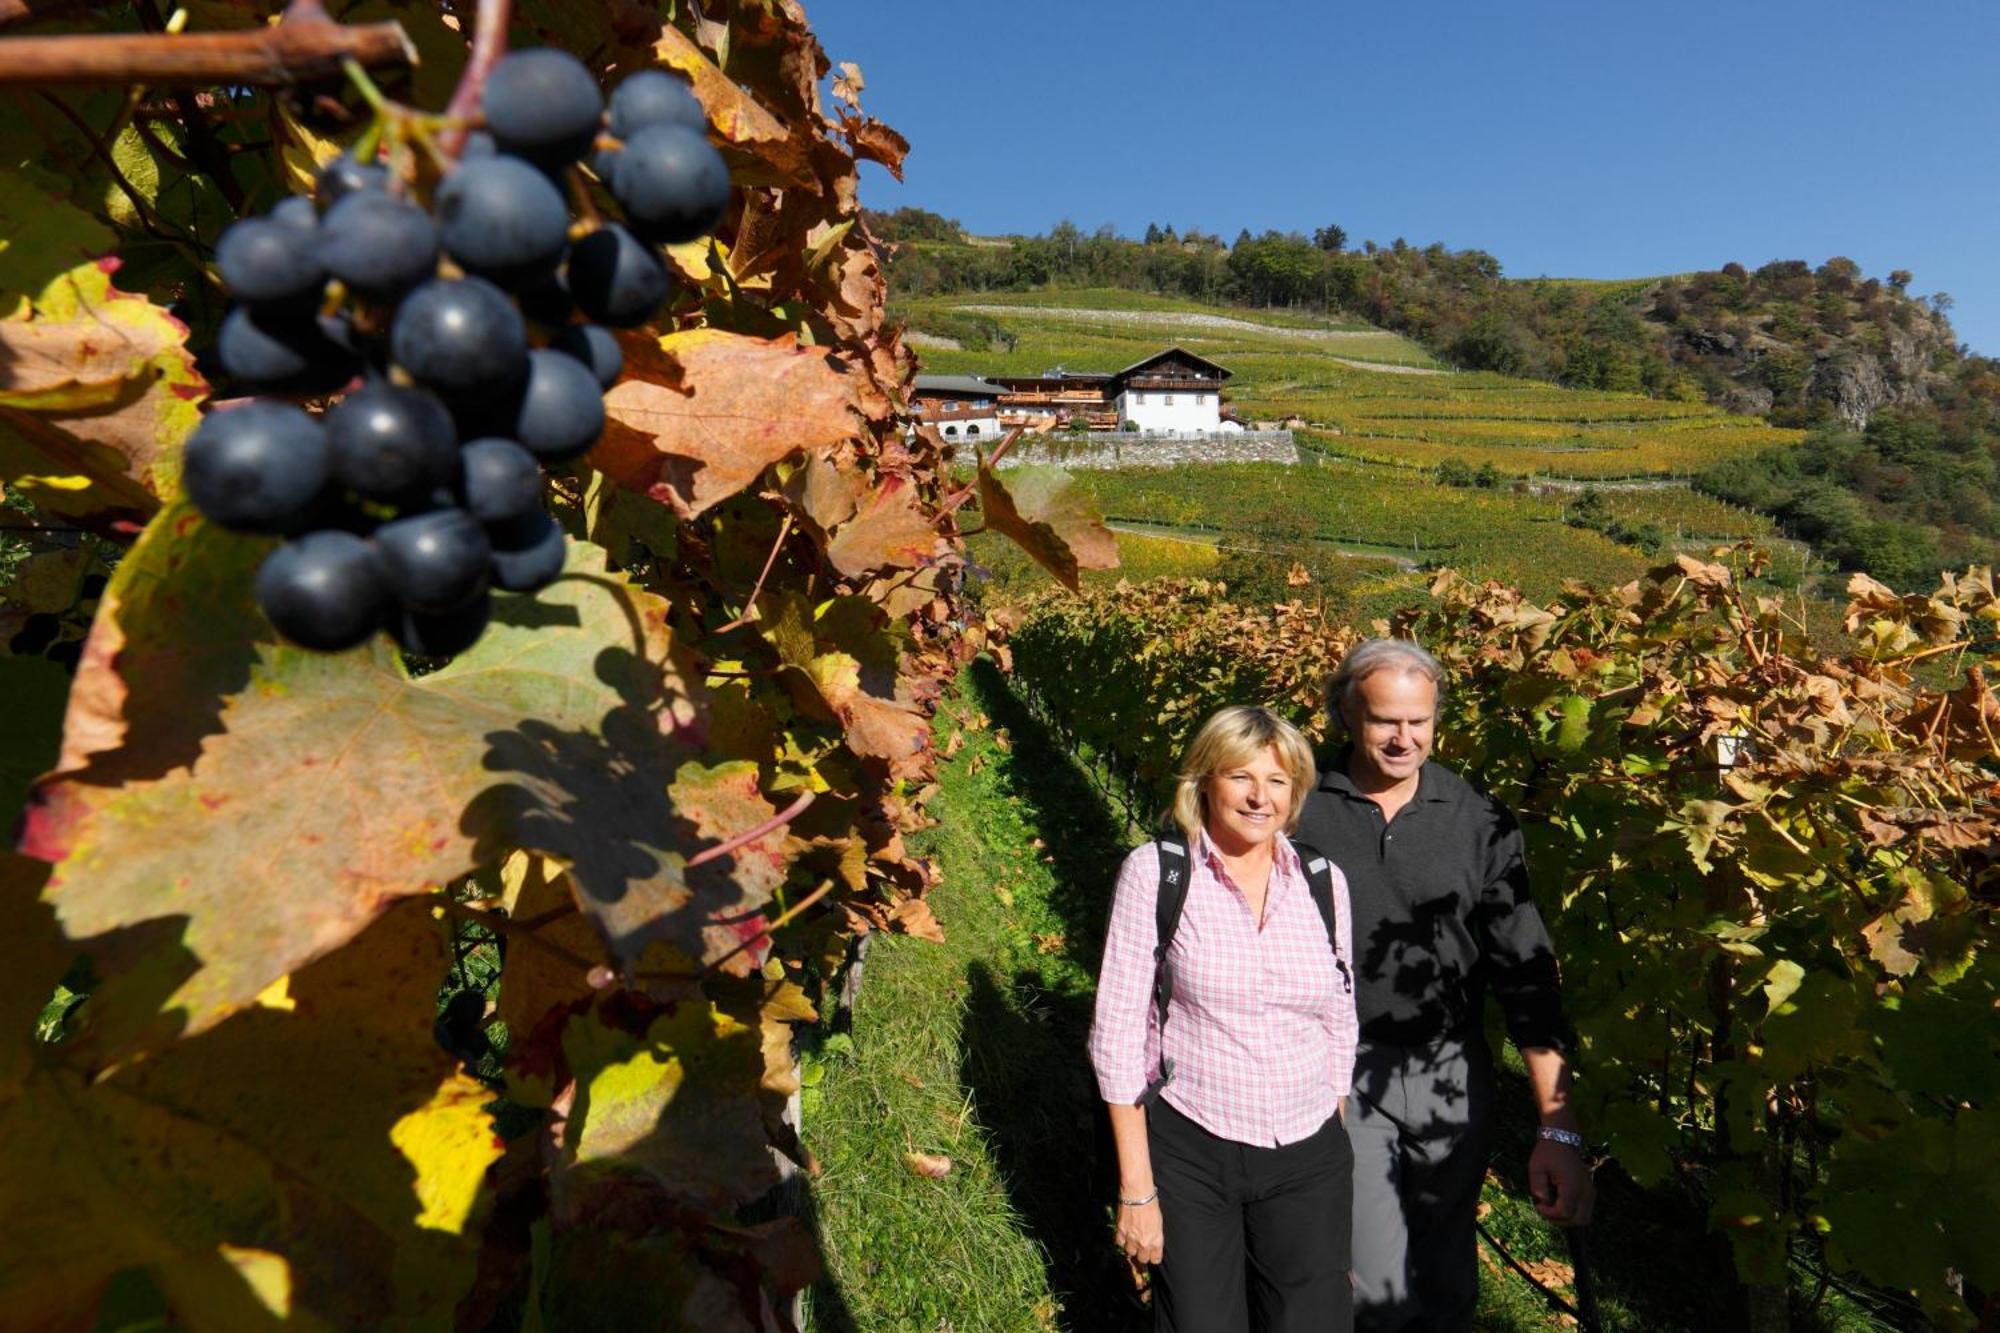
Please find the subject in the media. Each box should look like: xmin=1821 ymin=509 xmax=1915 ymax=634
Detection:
xmin=1641 ymin=262 xmax=1957 ymax=428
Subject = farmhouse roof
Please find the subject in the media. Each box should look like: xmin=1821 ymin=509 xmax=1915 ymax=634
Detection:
xmin=1111 ymin=346 xmax=1232 ymax=382
xmin=913 ymin=374 xmax=1005 ymax=398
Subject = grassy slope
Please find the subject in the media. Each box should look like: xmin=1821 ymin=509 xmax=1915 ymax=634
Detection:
xmin=897 ymin=290 xmax=1801 ymax=476
xmin=804 ymin=662 xmax=1856 ymax=1332
xmin=910 ymin=288 xmax=1850 ymax=636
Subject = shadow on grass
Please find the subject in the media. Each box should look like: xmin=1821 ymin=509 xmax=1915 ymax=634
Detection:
xmin=953 ymin=659 xmax=1147 ymax=1331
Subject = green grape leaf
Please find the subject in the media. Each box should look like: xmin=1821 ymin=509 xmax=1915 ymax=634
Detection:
xmin=975 ymin=462 xmax=1118 ymax=590
xmin=19 ymin=503 xmax=797 ymax=1052
xmin=0 ymin=165 xmax=118 ymax=313
xmin=0 ymin=900 xmax=501 ymax=1329
xmin=0 ymin=654 xmax=69 ymax=828
xmin=555 ymin=995 xmax=783 ymax=1212
xmin=1820 ymin=1111 xmax=2000 ymax=1304
xmin=596 ymin=329 xmax=860 ymax=520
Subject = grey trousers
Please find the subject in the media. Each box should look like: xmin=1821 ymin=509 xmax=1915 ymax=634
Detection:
xmin=1347 ymin=1037 xmax=1495 ymax=1333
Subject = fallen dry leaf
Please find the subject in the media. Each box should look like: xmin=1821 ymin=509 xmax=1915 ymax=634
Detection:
xmin=902 ymin=1150 xmax=952 ymax=1179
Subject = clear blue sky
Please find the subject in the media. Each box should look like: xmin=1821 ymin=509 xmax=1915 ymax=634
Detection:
xmin=808 ymin=0 xmax=2000 ymax=354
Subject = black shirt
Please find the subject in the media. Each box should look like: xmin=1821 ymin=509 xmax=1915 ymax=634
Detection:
xmin=1295 ymin=754 xmax=1567 ymax=1051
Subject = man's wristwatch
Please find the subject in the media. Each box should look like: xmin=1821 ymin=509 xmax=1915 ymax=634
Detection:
xmin=1537 ymin=1125 xmax=1585 ymax=1151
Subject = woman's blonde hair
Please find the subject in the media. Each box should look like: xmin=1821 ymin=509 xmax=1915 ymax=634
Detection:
xmin=1166 ymin=705 xmax=1318 ymax=843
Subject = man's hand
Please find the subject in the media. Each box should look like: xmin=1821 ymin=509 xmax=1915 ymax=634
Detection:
xmin=1115 ymin=1200 xmax=1164 ymax=1265
xmin=1527 ymin=1138 xmax=1594 ymax=1226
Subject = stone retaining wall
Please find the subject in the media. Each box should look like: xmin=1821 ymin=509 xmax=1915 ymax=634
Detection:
xmin=993 ymin=430 xmax=1298 ymax=470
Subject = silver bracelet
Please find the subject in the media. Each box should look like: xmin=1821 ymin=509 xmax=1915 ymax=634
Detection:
xmin=1537 ymin=1125 xmax=1585 ymax=1150
xmin=1118 ymin=1188 xmax=1160 ymax=1208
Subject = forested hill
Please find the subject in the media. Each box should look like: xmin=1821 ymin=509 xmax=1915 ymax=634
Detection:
xmin=872 ymin=207 xmax=2000 ymax=586
xmin=870 ymin=207 xmax=1976 ymax=424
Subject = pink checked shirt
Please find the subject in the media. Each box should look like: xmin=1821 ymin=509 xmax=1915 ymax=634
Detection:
xmin=1090 ymin=829 xmax=1359 ymax=1147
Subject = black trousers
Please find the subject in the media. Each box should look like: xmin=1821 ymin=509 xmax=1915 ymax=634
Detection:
xmin=1148 ymin=1097 xmax=1354 ymax=1333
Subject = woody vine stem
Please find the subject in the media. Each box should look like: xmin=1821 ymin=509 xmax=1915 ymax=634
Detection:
xmin=0 ymin=0 xmax=415 ymax=86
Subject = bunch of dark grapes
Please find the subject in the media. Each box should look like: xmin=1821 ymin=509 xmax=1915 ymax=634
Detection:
xmin=187 ymin=54 xmax=729 ymax=655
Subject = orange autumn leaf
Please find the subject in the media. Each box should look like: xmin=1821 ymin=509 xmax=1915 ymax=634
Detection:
xmin=596 ymin=329 xmax=861 ymax=519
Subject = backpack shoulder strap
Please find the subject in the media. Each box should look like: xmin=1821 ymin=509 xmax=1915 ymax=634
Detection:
xmin=1152 ymin=832 xmax=1191 ymax=1028
xmin=1140 ymin=832 xmax=1190 ymax=1105
xmin=1290 ymin=838 xmax=1354 ymax=995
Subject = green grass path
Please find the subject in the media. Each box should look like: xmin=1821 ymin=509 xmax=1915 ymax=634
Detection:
xmin=803 ymin=659 xmax=1139 ymax=1331
xmin=802 ymin=662 xmax=1843 ymax=1332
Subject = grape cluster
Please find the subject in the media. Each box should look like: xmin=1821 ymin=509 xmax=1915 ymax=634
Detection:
xmin=187 ymin=53 xmax=730 ymax=655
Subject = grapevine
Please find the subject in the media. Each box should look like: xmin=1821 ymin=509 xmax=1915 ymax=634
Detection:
xmin=1009 ymin=557 xmax=1999 ymax=1326
xmin=0 ymin=2 xmax=1113 ymax=1328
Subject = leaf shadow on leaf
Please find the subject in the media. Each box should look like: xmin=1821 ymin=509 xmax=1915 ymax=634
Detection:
xmin=460 ymin=643 xmax=778 ymax=970
xmin=2 ymin=901 xmax=494 ymax=1329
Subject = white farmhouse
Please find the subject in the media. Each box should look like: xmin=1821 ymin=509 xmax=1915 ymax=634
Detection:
xmin=909 ymin=374 xmax=1006 ymax=442
xmin=1110 ymin=348 xmax=1230 ymax=435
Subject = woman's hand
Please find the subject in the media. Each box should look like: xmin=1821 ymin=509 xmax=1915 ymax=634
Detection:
xmin=1115 ymin=1199 xmax=1164 ymax=1265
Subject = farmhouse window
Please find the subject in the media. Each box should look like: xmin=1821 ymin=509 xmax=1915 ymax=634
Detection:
xmin=1165 ymin=395 xmax=1174 ymax=405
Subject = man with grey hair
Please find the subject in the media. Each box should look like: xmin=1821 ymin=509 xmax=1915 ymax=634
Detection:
xmin=1295 ymin=638 xmax=1592 ymax=1331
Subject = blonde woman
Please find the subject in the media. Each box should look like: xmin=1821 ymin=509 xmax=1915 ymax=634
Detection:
xmin=1090 ymin=705 xmax=1359 ymax=1333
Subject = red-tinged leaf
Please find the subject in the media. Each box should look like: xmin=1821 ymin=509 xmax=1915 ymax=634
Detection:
xmin=0 ymin=900 xmax=501 ymax=1329
xmin=977 ymin=463 xmax=1119 ymax=591
xmin=596 ymin=329 xmax=860 ymax=519
xmin=0 ymin=177 xmax=207 ymax=523
xmin=18 ymin=504 xmax=797 ymax=1051
xmin=823 ymin=473 xmax=943 ymax=578
xmin=759 ymin=589 xmax=931 ymax=779
xmin=45 ymin=502 xmax=269 ymax=785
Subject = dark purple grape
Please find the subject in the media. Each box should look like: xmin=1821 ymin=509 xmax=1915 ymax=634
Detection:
xmin=390 ymin=277 xmax=528 ymax=395
xmin=517 ymin=270 xmax=575 ymax=326
xmin=215 ymin=306 xmax=358 ymax=393
xmin=218 ymin=217 xmax=324 ymax=305
xmin=550 ymin=323 xmax=623 ymax=387
xmin=566 ymin=225 xmax=670 ymax=328
xmin=389 ymin=591 xmax=490 ymax=657
xmin=508 ymin=349 xmax=605 ymax=462
xmin=608 ymin=69 xmax=705 ymax=139
xmin=435 ymin=156 xmax=571 ymax=288
xmin=269 ymin=195 xmax=319 ymax=232
xmin=318 ymin=192 xmax=440 ymax=300
xmin=489 ymin=510 xmax=566 ymax=592
xmin=375 ymin=508 xmax=490 ymax=612
xmin=459 ymin=438 xmax=543 ymax=525
xmin=182 ymin=401 xmax=330 ymax=534
xmin=462 ymin=130 xmax=497 ymax=159
xmin=254 ymin=529 xmax=386 ymax=651
xmin=610 ymin=123 xmax=729 ymax=245
xmin=325 ymin=383 xmax=459 ymax=506
xmin=314 ymin=154 xmax=388 ymax=211
xmin=482 ymin=49 xmax=603 ymax=168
